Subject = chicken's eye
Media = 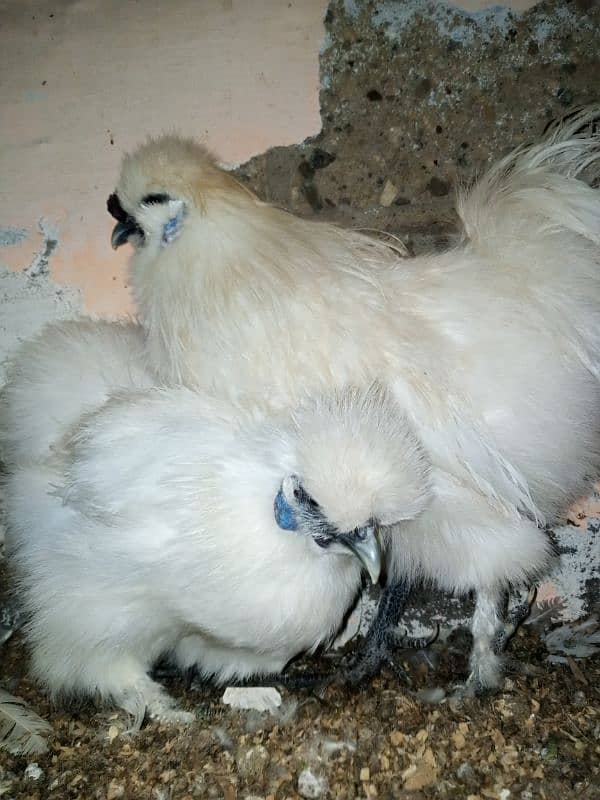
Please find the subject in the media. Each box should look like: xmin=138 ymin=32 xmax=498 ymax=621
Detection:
xmin=142 ymin=193 xmax=171 ymax=205
xmin=293 ymin=485 xmax=320 ymax=511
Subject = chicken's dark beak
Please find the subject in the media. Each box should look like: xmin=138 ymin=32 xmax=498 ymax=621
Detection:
xmin=111 ymin=219 xmax=142 ymax=249
xmin=108 ymin=192 xmax=143 ymax=249
xmin=338 ymin=524 xmax=382 ymax=585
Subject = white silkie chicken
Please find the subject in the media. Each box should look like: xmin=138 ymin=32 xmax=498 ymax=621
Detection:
xmin=108 ymin=108 xmax=600 ymax=694
xmin=1 ymin=320 xmax=428 ymax=721
xmin=0 ymin=320 xmax=153 ymax=469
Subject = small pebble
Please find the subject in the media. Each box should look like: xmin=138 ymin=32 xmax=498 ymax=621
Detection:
xmin=297 ymin=768 xmax=328 ymax=799
xmin=222 ymin=686 xmax=281 ymax=713
xmin=390 ymin=730 xmax=405 ymax=747
xmin=107 ymin=781 xmax=125 ymax=800
xmin=456 ymin=761 xmax=476 ymax=782
xmin=379 ymin=180 xmax=398 ymax=207
xmin=24 ymin=763 xmax=43 ymax=781
xmin=452 ymin=730 xmax=466 ymax=750
xmin=416 ymin=686 xmax=446 ymax=704
xmin=107 ymin=724 xmax=120 ymax=742
xmin=236 ymin=745 xmax=270 ymax=783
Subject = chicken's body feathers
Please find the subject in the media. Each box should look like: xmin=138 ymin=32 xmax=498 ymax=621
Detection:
xmin=111 ymin=110 xmax=600 ymax=691
xmin=3 ymin=323 xmax=425 ymax=716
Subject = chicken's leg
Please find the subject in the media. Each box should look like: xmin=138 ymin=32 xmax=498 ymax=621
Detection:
xmin=277 ymin=579 xmax=433 ymax=691
xmin=453 ymin=585 xmax=539 ymax=698
xmin=332 ymin=579 xmax=417 ymax=686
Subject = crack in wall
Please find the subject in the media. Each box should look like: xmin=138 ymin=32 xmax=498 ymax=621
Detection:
xmin=25 ymin=218 xmax=59 ymax=279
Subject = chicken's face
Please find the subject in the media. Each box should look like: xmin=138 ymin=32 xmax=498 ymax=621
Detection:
xmin=274 ymin=474 xmax=382 ymax=585
xmin=107 ymin=135 xmax=240 ymax=259
xmin=270 ymin=385 xmax=434 ymax=584
xmin=108 ymin=190 xmax=188 ymax=258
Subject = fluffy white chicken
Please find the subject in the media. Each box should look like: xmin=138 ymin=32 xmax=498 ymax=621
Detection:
xmin=1 ymin=320 xmax=428 ymax=721
xmin=0 ymin=319 xmax=153 ymax=468
xmin=109 ymin=108 xmax=600 ymax=693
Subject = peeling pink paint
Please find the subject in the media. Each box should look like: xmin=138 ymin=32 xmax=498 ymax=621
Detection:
xmin=1 ymin=0 xmax=328 ymax=315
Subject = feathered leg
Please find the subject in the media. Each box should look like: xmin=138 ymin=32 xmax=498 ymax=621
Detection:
xmin=80 ymin=659 xmax=195 ymax=727
xmin=28 ymin=628 xmax=195 ymax=726
xmin=453 ymin=585 xmax=539 ymax=698
xmin=117 ymin=674 xmax=196 ymax=727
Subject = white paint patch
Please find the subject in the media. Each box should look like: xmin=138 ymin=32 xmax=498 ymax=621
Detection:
xmin=319 ymin=30 xmax=332 ymax=55
xmin=221 ymin=686 xmax=282 ymax=713
xmin=373 ymin=0 xmax=517 ymax=45
xmin=25 ymin=219 xmax=60 ymax=279
xmin=549 ymin=522 xmax=599 ymax=622
xmin=0 ymin=220 xmax=82 ymax=385
xmin=532 ymin=3 xmax=594 ymax=45
xmin=372 ymin=0 xmax=593 ymax=55
xmin=297 ymin=768 xmax=328 ymax=799
xmin=0 ymin=227 xmax=29 ymax=247
xmin=343 ymin=0 xmax=360 ymax=19
xmin=544 ymin=616 xmax=600 ymax=663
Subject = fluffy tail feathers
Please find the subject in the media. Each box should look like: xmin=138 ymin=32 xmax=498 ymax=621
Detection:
xmin=458 ymin=106 xmax=600 ymax=253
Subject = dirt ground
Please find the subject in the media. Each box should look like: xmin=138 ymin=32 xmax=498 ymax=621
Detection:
xmin=1 ymin=615 xmax=598 ymax=800
xmin=1 ymin=0 xmax=600 ymax=798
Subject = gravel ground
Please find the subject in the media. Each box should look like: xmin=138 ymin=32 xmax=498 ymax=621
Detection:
xmin=0 ymin=616 xmax=598 ymax=800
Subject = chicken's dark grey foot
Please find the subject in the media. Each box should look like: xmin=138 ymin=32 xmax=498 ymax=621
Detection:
xmin=272 ymin=639 xmax=412 ymax=694
xmin=251 ymin=580 xmax=422 ymax=694
xmin=225 ymin=581 xmax=430 ymax=694
xmin=327 ymin=579 xmax=435 ymax=689
xmin=275 ymin=629 xmax=437 ymax=693
xmin=493 ymin=586 xmax=537 ymax=655
xmin=334 ymin=633 xmax=412 ymax=687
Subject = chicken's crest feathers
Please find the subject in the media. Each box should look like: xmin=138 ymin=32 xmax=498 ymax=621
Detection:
xmin=291 ymin=384 xmax=432 ymax=532
xmin=116 ymin=134 xmax=245 ymax=213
